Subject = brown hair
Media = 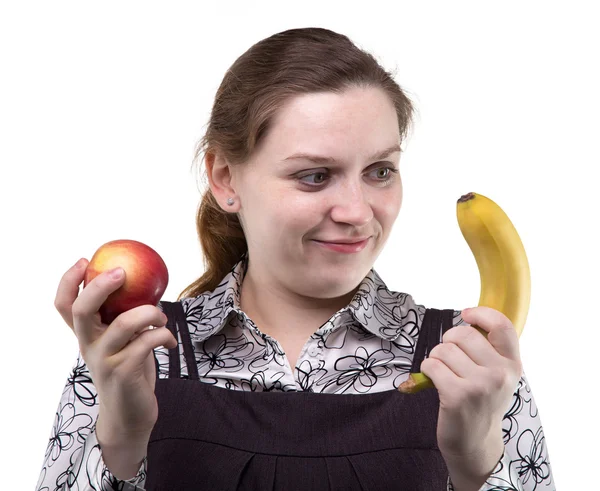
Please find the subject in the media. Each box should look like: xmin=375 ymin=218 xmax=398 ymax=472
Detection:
xmin=177 ymin=27 xmax=416 ymax=301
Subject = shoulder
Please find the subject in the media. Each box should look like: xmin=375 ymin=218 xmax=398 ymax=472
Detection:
xmin=379 ymin=290 xmax=470 ymax=338
xmin=158 ymin=292 xmax=212 ymax=315
xmin=158 ymin=290 xmax=231 ymax=342
xmin=363 ymin=268 xmax=469 ymax=330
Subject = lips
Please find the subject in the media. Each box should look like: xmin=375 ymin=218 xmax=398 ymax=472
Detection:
xmin=312 ymin=237 xmax=370 ymax=253
xmin=316 ymin=237 xmax=371 ymax=244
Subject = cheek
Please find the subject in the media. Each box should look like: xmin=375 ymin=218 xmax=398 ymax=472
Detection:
xmin=391 ymin=179 xmax=403 ymax=211
xmin=374 ymin=191 xmax=402 ymax=236
xmin=279 ymin=196 xmax=321 ymax=230
xmin=251 ymin=185 xmax=318 ymax=233
xmin=378 ymin=185 xmax=402 ymax=215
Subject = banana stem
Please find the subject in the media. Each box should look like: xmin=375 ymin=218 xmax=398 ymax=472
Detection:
xmin=397 ymin=324 xmax=487 ymax=394
xmin=397 ymin=372 xmax=435 ymax=393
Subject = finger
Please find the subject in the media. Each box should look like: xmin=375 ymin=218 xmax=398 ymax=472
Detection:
xmin=110 ymin=326 xmax=178 ymax=370
xmin=427 ymin=342 xmax=482 ymax=379
xmin=99 ymin=305 xmax=170 ymax=357
xmin=420 ymin=356 xmax=461 ymax=392
xmin=54 ymin=258 xmax=89 ymax=330
xmin=442 ymin=324 xmax=502 ymax=367
xmin=72 ymin=267 xmax=126 ymax=346
xmin=461 ymin=307 xmax=521 ymax=361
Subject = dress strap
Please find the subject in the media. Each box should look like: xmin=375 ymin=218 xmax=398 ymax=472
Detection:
xmin=156 ymin=301 xmax=199 ymax=380
xmin=173 ymin=301 xmax=199 ymax=380
xmin=160 ymin=301 xmax=181 ymax=378
xmin=410 ymin=308 xmax=455 ymax=373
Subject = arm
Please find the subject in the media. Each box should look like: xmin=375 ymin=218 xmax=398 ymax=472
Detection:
xmin=36 ymin=352 xmax=147 ymax=490
xmin=446 ymin=369 xmax=555 ymax=490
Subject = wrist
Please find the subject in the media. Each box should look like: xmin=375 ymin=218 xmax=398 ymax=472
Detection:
xmin=96 ymin=414 xmax=152 ymax=481
xmin=96 ymin=405 xmax=155 ymax=442
xmin=442 ymin=432 xmax=504 ymax=491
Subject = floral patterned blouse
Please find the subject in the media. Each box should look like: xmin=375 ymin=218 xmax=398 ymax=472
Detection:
xmin=37 ymin=252 xmax=555 ymax=490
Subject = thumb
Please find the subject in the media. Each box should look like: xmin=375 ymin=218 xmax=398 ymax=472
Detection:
xmin=487 ymin=324 xmax=521 ymax=362
xmin=463 ymin=306 xmax=521 ymax=362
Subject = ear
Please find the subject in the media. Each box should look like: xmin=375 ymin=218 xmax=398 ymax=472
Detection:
xmin=205 ymin=151 xmax=239 ymax=211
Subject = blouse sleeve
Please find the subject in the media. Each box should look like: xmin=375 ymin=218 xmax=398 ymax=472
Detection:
xmin=446 ymin=369 xmax=556 ymax=490
xmin=36 ymin=352 xmax=148 ymax=490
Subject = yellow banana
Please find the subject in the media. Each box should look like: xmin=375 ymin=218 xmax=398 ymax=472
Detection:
xmin=397 ymin=192 xmax=531 ymax=394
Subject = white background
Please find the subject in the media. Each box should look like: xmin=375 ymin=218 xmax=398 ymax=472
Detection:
xmin=1 ymin=1 xmax=598 ymax=488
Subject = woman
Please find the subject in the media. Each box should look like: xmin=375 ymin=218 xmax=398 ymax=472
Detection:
xmin=38 ymin=27 xmax=555 ymax=490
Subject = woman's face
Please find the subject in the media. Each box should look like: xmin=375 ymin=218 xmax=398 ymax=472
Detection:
xmin=222 ymin=86 xmax=403 ymax=300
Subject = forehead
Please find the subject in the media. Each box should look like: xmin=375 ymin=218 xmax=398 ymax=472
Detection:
xmin=263 ymin=87 xmax=400 ymax=159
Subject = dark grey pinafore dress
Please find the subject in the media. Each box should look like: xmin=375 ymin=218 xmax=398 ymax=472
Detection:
xmin=144 ymin=301 xmax=454 ymax=490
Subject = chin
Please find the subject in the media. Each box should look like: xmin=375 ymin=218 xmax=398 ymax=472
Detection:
xmin=304 ymin=264 xmax=367 ymax=293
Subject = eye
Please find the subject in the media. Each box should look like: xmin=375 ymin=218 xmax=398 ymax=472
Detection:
xmin=297 ymin=164 xmax=399 ymax=187
xmin=299 ymin=172 xmax=328 ymax=185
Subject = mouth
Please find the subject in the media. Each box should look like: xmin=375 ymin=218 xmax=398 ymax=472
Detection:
xmin=311 ymin=237 xmax=371 ymax=254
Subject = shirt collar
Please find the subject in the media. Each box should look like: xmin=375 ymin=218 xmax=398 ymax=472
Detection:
xmin=185 ymin=250 xmax=415 ymax=343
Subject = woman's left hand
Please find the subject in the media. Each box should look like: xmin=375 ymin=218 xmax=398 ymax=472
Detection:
xmin=420 ymin=306 xmax=523 ymax=466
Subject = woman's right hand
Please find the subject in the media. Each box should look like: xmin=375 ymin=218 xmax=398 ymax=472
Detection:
xmin=54 ymin=257 xmax=178 ymax=439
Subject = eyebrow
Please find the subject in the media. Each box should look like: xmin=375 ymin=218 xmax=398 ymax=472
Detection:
xmin=283 ymin=144 xmax=402 ymax=165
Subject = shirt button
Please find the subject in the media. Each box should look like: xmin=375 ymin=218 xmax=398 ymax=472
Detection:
xmin=308 ymin=347 xmax=319 ymax=357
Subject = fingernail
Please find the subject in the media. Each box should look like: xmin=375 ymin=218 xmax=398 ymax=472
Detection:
xmin=74 ymin=258 xmax=86 ymax=269
xmin=109 ymin=267 xmax=124 ymax=279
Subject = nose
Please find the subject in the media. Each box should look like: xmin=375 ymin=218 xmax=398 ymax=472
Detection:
xmin=329 ymin=180 xmax=374 ymax=226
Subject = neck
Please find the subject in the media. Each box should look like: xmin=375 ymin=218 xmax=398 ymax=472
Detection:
xmin=238 ymin=261 xmax=358 ymax=340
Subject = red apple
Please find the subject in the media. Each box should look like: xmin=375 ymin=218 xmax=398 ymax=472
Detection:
xmin=83 ymin=239 xmax=169 ymax=325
